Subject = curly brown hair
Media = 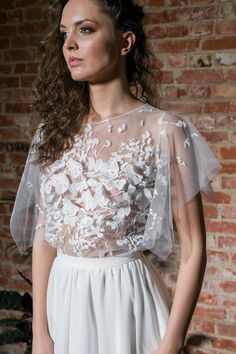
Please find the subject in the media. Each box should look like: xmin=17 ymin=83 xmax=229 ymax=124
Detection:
xmin=31 ymin=0 xmax=161 ymax=168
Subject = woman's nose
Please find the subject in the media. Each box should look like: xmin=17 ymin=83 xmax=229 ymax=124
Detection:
xmin=64 ymin=33 xmax=79 ymax=51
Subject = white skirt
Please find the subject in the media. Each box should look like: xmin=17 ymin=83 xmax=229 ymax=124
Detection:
xmin=46 ymin=250 xmax=172 ymax=354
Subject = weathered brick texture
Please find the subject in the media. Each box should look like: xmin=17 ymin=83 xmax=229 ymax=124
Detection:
xmin=0 ymin=0 xmax=236 ymax=353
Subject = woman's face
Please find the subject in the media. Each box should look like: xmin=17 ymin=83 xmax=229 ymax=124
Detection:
xmin=60 ymin=0 xmax=125 ymax=83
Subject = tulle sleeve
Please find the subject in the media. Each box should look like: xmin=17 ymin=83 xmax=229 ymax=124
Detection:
xmin=9 ymin=124 xmax=44 ymax=254
xmin=143 ymin=111 xmax=221 ymax=260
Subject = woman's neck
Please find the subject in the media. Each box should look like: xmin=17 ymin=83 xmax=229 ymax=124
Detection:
xmin=87 ymin=75 xmax=141 ymax=124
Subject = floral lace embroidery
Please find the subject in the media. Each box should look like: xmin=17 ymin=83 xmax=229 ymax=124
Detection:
xmin=38 ymin=120 xmax=157 ymax=257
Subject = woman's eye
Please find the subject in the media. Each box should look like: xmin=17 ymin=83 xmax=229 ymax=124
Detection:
xmin=60 ymin=32 xmax=68 ymax=40
xmin=80 ymin=27 xmax=94 ymax=34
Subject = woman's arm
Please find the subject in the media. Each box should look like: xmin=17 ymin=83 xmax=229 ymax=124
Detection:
xmin=153 ymin=192 xmax=207 ymax=354
xmin=31 ymin=200 xmax=57 ymax=353
xmin=32 ymin=230 xmax=57 ymax=337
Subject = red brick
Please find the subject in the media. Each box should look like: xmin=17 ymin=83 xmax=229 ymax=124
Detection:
xmin=160 ymin=102 xmax=201 ymax=114
xmin=19 ymin=21 xmax=47 ymax=35
xmin=157 ymin=39 xmax=200 ymax=53
xmin=192 ymin=320 xmax=214 ymax=334
xmin=205 ymin=101 xmax=236 ymax=113
xmin=26 ymin=62 xmax=38 ymax=74
xmin=0 ymin=25 xmax=17 ymax=36
xmin=178 ymin=6 xmax=225 ymax=21
xmin=151 ymin=57 xmax=164 ymax=69
xmin=222 ymin=206 xmax=236 ymax=219
xmin=146 ymin=26 xmax=166 ymax=39
xmin=176 ymin=70 xmax=222 ymax=84
xmin=221 ymin=163 xmax=236 ymax=175
xmin=194 ymin=306 xmax=225 ymax=320
xmin=0 ymin=90 xmax=12 ymax=102
xmin=3 ymin=215 xmax=10 ymax=225
xmin=219 ymin=236 xmax=236 ymax=249
xmin=0 ymin=205 xmax=8 ymax=214
xmin=160 ymin=71 xmax=173 ymax=84
xmin=232 ymin=254 xmax=236 ymax=264
xmin=222 ymin=177 xmax=236 ymax=189
xmin=10 ymin=279 xmax=32 ymax=290
xmin=11 ymin=89 xmax=32 ymax=102
xmin=14 ymin=63 xmax=26 ymax=74
xmin=226 ymin=68 xmax=236 ymax=81
xmin=168 ymin=54 xmax=187 ymax=68
xmin=204 ymin=265 xmax=218 ymax=277
xmin=163 ymin=87 xmax=178 ymax=99
xmin=25 ymin=7 xmax=44 ymax=20
xmin=0 ymin=37 xmax=9 ymax=48
xmin=201 ymin=131 xmax=228 ymax=144
xmin=0 ymin=128 xmax=22 ymax=140
xmin=28 ymin=35 xmax=42 ymax=47
xmin=0 ymin=115 xmax=15 ymax=126
xmin=163 ymin=87 xmax=187 ymax=99
xmin=203 ymin=205 xmax=218 ymax=218
xmin=0 ymin=277 xmax=9 ymax=286
xmin=203 ymin=36 xmax=236 ymax=50
xmin=220 ymin=147 xmax=236 ymax=160
xmin=0 ymin=178 xmax=20 ymax=190
xmin=8 ymin=153 xmax=27 ymax=166
xmin=146 ymin=0 xmax=165 ymax=5
xmin=217 ymin=323 xmax=236 ymax=337
xmin=190 ymin=23 xmax=213 ymax=36
xmin=21 ymin=75 xmax=36 ymax=87
xmin=0 ymin=64 xmax=11 ymax=74
xmin=213 ymin=84 xmax=236 ymax=98
xmin=214 ymin=191 xmax=231 ymax=204
xmin=223 ymin=267 xmax=236 ymax=279
xmin=207 ymin=221 xmax=236 ymax=235
xmin=0 ymin=77 xmax=19 ymax=88
xmin=207 ymin=250 xmax=229 ymax=263
xmin=216 ymin=21 xmax=236 ymax=35
xmin=211 ymin=338 xmax=236 ymax=351
xmin=7 ymin=9 xmax=23 ymax=23
xmin=165 ymin=0 xmax=188 ymax=4
xmin=0 ymin=153 xmax=6 ymax=165
xmin=4 ymin=49 xmax=36 ymax=62
xmin=11 ymin=36 xmax=28 ymax=48
xmin=221 ymin=296 xmax=236 ymax=307
xmin=190 ymin=86 xmax=211 ymax=99
xmin=144 ymin=10 xmax=178 ymax=25
xmin=199 ymin=292 xmax=217 ymax=305
xmin=216 ymin=115 xmax=236 ymax=129
xmin=0 ymin=0 xmax=15 ymax=8
xmin=5 ymin=103 xmax=30 ymax=113
xmin=166 ymin=25 xmax=188 ymax=38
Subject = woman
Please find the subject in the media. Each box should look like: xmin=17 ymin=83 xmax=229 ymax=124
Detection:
xmin=10 ymin=0 xmax=220 ymax=353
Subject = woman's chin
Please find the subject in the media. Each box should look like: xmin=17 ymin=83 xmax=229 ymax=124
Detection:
xmin=70 ymin=75 xmax=86 ymax=82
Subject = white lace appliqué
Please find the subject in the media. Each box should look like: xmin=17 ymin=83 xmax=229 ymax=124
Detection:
xmin=38 ymin=120 xmax=157 ymax=257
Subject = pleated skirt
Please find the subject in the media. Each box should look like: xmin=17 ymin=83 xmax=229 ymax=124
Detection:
xmin=46 ymin=250 xmax=172 ymax=354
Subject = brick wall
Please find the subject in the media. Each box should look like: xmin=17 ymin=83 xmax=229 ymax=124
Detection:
xmin=0 ymin=0 xmax=236 ymax=353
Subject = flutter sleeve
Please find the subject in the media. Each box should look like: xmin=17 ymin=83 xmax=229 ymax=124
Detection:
xmin=143 ymin=111 xmax=221 ymax=260
xmin=10 ymin=123 xmax=45 ymax=254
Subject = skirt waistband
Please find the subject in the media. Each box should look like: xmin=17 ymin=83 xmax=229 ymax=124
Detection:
xmin=56 ymin=250 xmax=143 ymax=268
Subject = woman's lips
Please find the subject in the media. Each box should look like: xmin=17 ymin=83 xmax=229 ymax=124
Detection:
xmin=69 ymin=57 xmax=83 ymax=67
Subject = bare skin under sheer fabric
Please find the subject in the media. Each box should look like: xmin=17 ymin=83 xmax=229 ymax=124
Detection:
xmin=10 ymin=103 xmax=220 ymax=259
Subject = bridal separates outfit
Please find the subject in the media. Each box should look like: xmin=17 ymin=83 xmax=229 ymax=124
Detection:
xmin=10 ymin=103 xmax=220 ymax=354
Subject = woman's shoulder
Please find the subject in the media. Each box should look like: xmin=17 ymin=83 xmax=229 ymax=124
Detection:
xmin=144 ymin=104 xmax=192 ymax=135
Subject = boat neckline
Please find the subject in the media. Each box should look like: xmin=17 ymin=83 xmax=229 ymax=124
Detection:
xmin=82 ymin=103 xmax=149 ymax=126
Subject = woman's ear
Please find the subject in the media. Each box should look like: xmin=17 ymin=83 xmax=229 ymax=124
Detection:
xmin=120 ymin=31 xmax=136 ymax=56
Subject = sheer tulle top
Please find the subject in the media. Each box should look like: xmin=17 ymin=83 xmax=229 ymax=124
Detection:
xmin=10 ymin=104 xmax=221 ymax=259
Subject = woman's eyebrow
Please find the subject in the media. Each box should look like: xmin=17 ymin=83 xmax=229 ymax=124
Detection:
xmin=60 ymin=19 xmax=99 ymax=29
